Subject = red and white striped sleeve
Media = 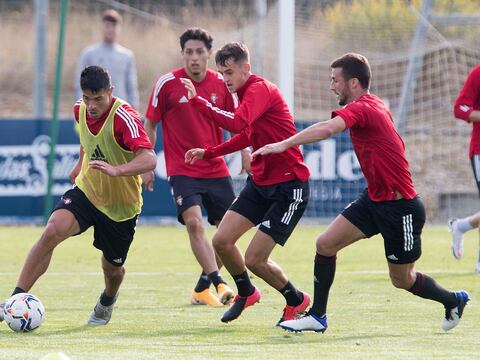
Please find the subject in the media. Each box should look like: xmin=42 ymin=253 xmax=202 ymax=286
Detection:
xmin=114 ymin=103 xmax=153 ymax=153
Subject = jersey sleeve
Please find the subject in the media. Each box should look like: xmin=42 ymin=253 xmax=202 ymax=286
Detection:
xmin=73 ymin=101 xmax=81 ymax=123
xmin=203 ymin=130 xmax=251 ymax=159
xmin=454 ymin=66 xmax=480 ymax=122
xmin=191 ymin=96 xmax=248 ymax=133
xmin=234 ymin=82 xmax=270 ymax=126
xmin=145 ymin=73 xmax=174 ymax=122
xmin=332 ymin=103 xmax=366 ymax=129
xmin=115 ymin=104 xmax=153 ymax=153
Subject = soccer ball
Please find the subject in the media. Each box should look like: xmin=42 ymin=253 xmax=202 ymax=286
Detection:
xmin=3 ymin=293 xmax=45 ymax=332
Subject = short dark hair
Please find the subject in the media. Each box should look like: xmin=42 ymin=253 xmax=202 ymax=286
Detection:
xmin=330 ymin=53 xmax=371 ymax=89
xmin=215 ymin=42 xmax=250 ymax=66
xmin=102 ymin=9 xmax=122 ymax=24
xmin=80 ymin=66 xmax=111 ymax=93
xmin=180 ymin=28 xmax=213 ymax=50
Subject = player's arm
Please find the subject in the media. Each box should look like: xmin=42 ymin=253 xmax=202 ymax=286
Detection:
xmin=89 ymin=148 xmax=156 ymax=176
xmin=466 ymin=111 xmax=480 ymax=122
xmin=140 ymin=118 xmax=158 ymax=191
xmin=69 ymin=146 xmax=84 ymax=183
xmin=240 ymin=148 xmax=252 ymax=175
xmin=180 ymin=78 xmax=248 ymax=133
xmin=186 ymin=131 xmax=250 ymax=164
xmin=252 ymin=116 xmax=346 ymax=157
xmin=454 ymin=67 xmax=480 ymax=122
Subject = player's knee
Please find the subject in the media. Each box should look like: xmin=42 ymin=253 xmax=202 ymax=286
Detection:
xmin=40 ymin=222 xmax=65 ymax=249
xmin=184 ymin=216 xmax=204 ymax=236
xmin=103 ymin=265 xmax=125 ymax=280
xmin=212 ymin=234 xmax=229 ymax=254
xmin=389 ymin=272 xmax=411 ymax=289
xmin=315 ymin=235 xmax=336 ymax=256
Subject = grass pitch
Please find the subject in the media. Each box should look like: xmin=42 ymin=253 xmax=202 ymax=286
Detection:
xmin=0 ymin=225 xmax=478 ymax=359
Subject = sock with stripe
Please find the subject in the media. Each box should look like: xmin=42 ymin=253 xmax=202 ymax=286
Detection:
xmin=194 ymin=271 xmax=212 ymax=292
xmin=278 ymin=280 xmax=303 ymax=307
xmin=207 ymin=270 xmax=226 ymax=289
xmin=310 ymin=253 xmax=336 ymax=317
xmin=407 ymin=272 xmax=457 ymax=308
xmin=232 ymin=270 xmax=255 ymax=297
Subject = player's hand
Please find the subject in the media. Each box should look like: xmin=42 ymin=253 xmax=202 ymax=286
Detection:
xmin=185 ymin=148 xmax=205 ymax=164
xmin=141 ymin=171 xmax=155 ymax=192
xmin=180 ymin=78 xmax=197 ymax=99
xmin=252 ymin=141 xmax=289 ymax=157
xmin=239 ymin=148 xmax=252 ymax=175
xmin=69 ymin=162 xmax=81 ymax=184
xmin=88 ymin=160 xmax=120 ymax=177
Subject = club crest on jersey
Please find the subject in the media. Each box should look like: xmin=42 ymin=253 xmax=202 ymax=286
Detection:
xmin=176 ymin=195 xmax=183 ymax=206
xmin=210 ymin=93 xmax=218 ymax=104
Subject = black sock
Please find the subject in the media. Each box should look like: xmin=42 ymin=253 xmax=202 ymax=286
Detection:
xmin=12 ymin=287 xmax=26 ymax=296
xmin=100 ymin=291 xmax=116 ymax=307
xmin=207 ymin=270 xmax=226 ymax=289
xmin=194 ymin=271 xmax=211 ymax=292
xmin=310 ymin=253 xmax=336 ymax=317
xmin=407 ymin=272 xmax=457 ymax=308
xmin=232 ymin=270 xmax=254 ymax=297
xmin=279 ymin=281 xmax=303 ymax=307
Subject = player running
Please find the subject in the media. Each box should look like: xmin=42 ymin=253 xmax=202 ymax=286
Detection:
xmin=253 ymin=53 xmax=470 ymax=333
xmin=183 ymin=42 xmax=311 ymax=325
xmin=0 ymin=65 xmax=156 ymax=326
xmin=144 ymin=28 xmax=241 ymax=307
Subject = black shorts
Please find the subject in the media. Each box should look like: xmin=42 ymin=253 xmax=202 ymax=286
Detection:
xmin=470 ymin=155 xmax=480 ymax=195
xmin=230 ymin=177 xmax=309 ymax=246
xmin=53 ymin=187 xmax=137 ymax=267
xmin=341 ymin=189 xmax=425 ymax=264
xmin=168 ymin=175 xmax=235 ymax=225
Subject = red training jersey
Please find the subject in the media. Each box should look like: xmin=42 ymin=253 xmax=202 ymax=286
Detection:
xmin=145 ymin=68 xmax=235 ymax=178
xmin=453 ymin=64 xmax=480 ymax=158
xmin=333 ymin=94 xmax=417 ymax=201
xmin=74 ymin=97 xmax=153 ymax=153
xmin=193 ymin=74 xmax=310 ymax=186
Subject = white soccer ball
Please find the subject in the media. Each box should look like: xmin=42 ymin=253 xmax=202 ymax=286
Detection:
xmin=3 ymin=293 xmax=45 ymax=332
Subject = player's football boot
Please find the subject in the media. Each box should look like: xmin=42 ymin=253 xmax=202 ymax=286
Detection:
xmin=0 ymin=302 xmax=4 ymax=322
xmin=448 ymin=219 xmax=464 ymax=259
xmin=220 ymin=287 xmax=261 ymax=323
xmin=87 ymin=292 xmax=118 ymax=326
xmin=442 ymin=290 xmax=470 ymax=331
xmin=277 ymin=291 xmax=311 ymax=325
xmin=216 ymin=283 xmax=235 ymax=305
xmin=191 ymin=288 xmax=223 ymax=307
xmin=279 ymin=312 xmax=328 ymax=333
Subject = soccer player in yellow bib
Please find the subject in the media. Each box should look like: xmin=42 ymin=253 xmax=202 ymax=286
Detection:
xmin=0 ymin=66 xmax=156 ymax=326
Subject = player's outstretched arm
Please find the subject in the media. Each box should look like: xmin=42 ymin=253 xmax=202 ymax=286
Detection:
xmin=252 ymin=116 xmax=346 ymax=157
xmin=185 ymin=148 xmax=205 ymax=164
xmin=89 ymin=148 xmax=156 ymax=177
